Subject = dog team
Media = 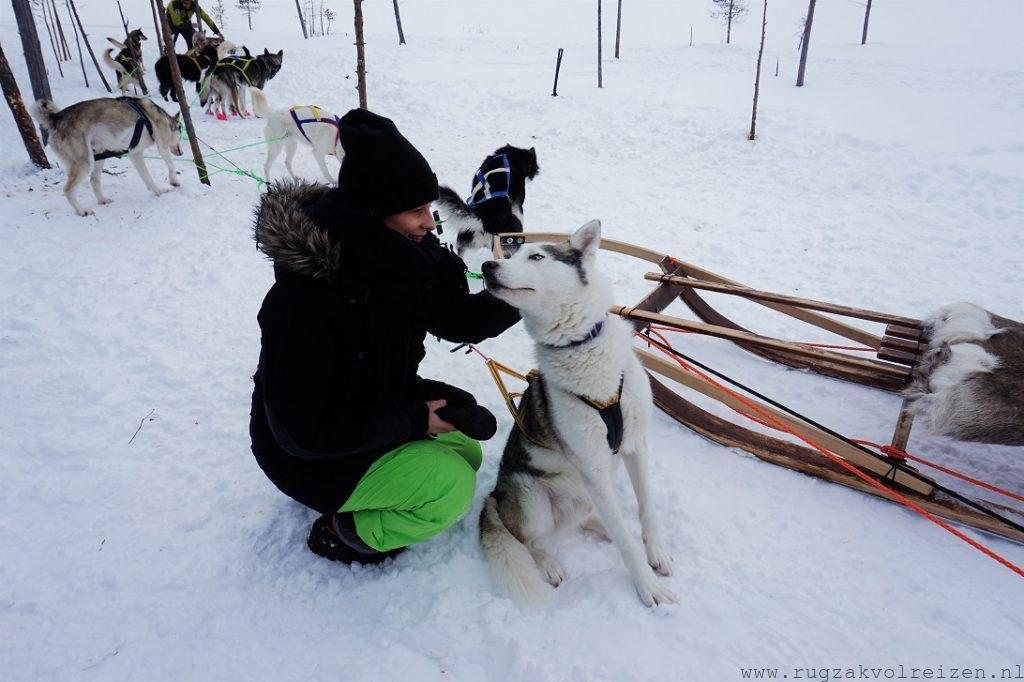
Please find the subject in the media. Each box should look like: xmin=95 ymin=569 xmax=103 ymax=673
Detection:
xmin=30 ymin=6 xmax=677 ymax=608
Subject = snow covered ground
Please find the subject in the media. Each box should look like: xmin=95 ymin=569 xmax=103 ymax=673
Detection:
xmin=1 ymin=0 xmax=1022 ymax=679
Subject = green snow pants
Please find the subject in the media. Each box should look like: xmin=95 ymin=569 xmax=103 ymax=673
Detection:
xmin=338 ymin=431 xmax=482 ymax=552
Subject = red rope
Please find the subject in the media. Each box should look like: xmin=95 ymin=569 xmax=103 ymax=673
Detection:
xmin=853 ymin=439 xmax=1024 ymax=506
xmin=639 ymin=327 xmax=1024 ymax=579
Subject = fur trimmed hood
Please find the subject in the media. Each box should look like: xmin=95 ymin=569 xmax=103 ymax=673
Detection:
xmin=253 ymin=180 xmax=340 ymax=280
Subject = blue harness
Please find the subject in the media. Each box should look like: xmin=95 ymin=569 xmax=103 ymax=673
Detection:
xmin=94 ymin=97 xmax=153 ymax=161
xmin=466 ymin=153 xmax=511 ymax=209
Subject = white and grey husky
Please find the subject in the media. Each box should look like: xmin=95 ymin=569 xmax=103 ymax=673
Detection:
xmin=249 ymin=88 xmax=343 ymax=183
xmin=30 ymin=97 xmax=183 ymax=217
xmin=480 ymin=220 xmax=676 ymax=607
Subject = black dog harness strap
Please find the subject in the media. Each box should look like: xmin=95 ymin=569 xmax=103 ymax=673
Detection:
xmin=94 ymin=98 xmax=153 ymax=161
xmin=576 ymin=374 xmax=625 ymax=454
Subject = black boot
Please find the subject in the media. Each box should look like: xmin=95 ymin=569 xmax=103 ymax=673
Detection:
xmin=306 ymin=513 xmax=404 ymax=565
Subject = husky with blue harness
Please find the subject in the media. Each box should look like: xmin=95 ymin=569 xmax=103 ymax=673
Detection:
xmin=29 ymin=97 xmax=183 ymax=217
xmin=250 ymin=89 xmax=343 ymax=183
xmin=435 ymin=145 xmax=539 ymax=257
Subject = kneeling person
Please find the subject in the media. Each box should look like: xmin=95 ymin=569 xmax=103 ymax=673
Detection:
xmin=249 ymin=109 xmax=519 ymax=564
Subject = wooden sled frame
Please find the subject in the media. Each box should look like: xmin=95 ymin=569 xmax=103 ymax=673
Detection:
xmin=491 ymin=233 xmax=1024 ymax=544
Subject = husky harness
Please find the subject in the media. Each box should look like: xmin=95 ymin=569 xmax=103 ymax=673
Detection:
xmin=217 ymin=56 xmax=258 ymax=85
xmin=94 ymin=98 xmax=153 ymax=161
xmin=466 ymin=153 xmax=511 ymax=209
xmin=289 ymin=105 xmax=341 ymax=149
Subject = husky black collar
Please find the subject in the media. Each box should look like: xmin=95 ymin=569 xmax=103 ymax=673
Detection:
xmin=541 ymin=316 xmax=607 ymax=350
xmin=94 ymin=98 xmax=153 ymax=161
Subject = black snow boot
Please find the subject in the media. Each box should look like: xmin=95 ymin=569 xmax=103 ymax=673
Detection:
xmin=306 ymin=512 xmax=405 ymax=565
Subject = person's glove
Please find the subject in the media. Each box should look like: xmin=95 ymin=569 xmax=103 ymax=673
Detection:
xmin=436 ymin=404 xmax=498 ymax=441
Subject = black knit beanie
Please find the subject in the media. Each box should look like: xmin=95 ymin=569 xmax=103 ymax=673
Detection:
xmin=332 ymin=108 xmax=439 ymax=217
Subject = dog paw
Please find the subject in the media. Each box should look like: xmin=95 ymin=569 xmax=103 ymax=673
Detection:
xmin=536 ymin=555 xmax=565 ymax=587
xmin=646 ymin=544 xmax=674 ymax=577
xmin=633 ymin=578 xmax=677 ymax=607
xmin=77 ymin=208 xmax=94 ymax=217
xmin=98 ymin=198 xmax=113 ymax=205
xmin=170 ymin=178 xmax=181 ymax=187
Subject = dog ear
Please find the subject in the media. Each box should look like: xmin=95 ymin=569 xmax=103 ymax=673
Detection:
xmin=263 ymin=48 xmax=269 ymax=55
xmin=569 ymin=220 xmax=601 ymax=259
xmin=277 ymin=50 xmax=283 ymax=57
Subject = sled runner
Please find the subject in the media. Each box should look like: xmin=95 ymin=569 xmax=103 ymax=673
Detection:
xmin=490 ymin=232 xmax=1024 ymax=550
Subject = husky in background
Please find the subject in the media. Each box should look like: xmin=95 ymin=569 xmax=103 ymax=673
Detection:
xmin=201 ymin=48 xmax=283 ymax=119
xmin=436 ymin=145 xmax=539 ymax=257
xmin=30 ymin=97 xmax=183 ymax=217
xmin=103 ymin=28 xmax=148 ymax=95
xmin=479 ymin=221 xmax=676 ymax=608
xmin=250 ymin=89 xmax=343 ymax=183
xmin=904 ymin=302 xmax=1024 ymax=445
xmin=154 ymin=44 xmax=218 ymax=101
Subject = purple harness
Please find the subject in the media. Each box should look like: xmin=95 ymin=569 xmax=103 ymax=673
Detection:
xmin=289 ymin=107 xmax=341 ymax=149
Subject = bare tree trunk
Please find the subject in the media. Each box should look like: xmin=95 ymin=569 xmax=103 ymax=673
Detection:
xmin=861 ymin=0 xmax=872 ymax=45
xmin=551 ymin=47 xmax=563 ymax=96
xmin=774 ymin=54 xmax=778 ymax=76
xmin=0 ymin=42 xmax=49 ymax=168
xmin=319 ymin=0 xmax=325 ymax=36
xmin=68 ymin=0 xmax=112 ymax=92
xmin=294 ymin=0 xmax=308 ymax=38
xmin=149 ymin=0 xmax=164 ymax=52
xmin=726 ymin=0 xmax=733 ymax=44
xmin=795 ymin=0 xmax=816 ymax=86
xmin=65 ymin=0 xmax=88 ymax=86
xmin=11 ymin=0 xmax=54 ymax=101
xmin=392 ymin=0 xmax=406 ymax=45
xmin=689 ymin=25 xmax=692 ymax=46
xmin=246 ymin=3 xmax=252 ymax=30
xmin=597 ymin=0 xmax=602 ymax=88
xmin=50 ymin=0 xmax=70 ymax=59
xmin=151 ymin=0 xmax=210 ymax=185
xmin=353 ymin=0 xmax=367 ymax=108
xmin=749 ymin=0 xmax=767 ymax=140
xmin=40 ymin=0 xmax=65 ymax=77
xmin=117 ymin=0 xmax=129 ymax=35
xmin=614 ymin=0 xmax=622 ymax=58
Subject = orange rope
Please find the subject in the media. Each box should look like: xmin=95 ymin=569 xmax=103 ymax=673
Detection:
xmin=639 ymin=327 xmax=1024 ymax=579
xmin=853 ymin=439 xmax=1024 ymax=506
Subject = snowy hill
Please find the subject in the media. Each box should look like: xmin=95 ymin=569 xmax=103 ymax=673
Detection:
xmin=1 ymin=0 xmax=1022 ymax=679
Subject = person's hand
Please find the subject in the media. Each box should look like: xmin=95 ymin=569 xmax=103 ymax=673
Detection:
xmin=426 ymin=399 xmax=456 ymax=435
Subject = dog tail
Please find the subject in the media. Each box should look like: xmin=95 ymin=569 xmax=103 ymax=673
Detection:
xmin=102 ymin=48 xmax=124 ymax=76
xmin=29 ymin=99 xmax=60 ymax=133
xmin=479 ymin=495 xmax=550 ymax=605
xmin=249 ymin=88 xmax=273 ymax=119
xmin=437 ymin=185 xmax=486 ymax=256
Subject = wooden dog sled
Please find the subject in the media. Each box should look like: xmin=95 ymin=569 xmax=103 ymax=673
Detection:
xmin=491 ymin=233 xmax=1024 ymax=551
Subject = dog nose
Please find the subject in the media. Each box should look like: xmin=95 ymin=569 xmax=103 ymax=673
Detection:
xmin=482 ymin=261 xmax=498 ymax=274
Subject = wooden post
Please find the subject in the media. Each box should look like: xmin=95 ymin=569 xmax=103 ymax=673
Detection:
xmin=67 ymin=0 xmax=112 ymax=92
xmin=392 ymin=0 xmax=406 ymax=45
xmin=0 ymin=42 xmax=50 ymax=168
xmin=149 ymin=0 xmax=164 ymax=52
xmin=10 ymin=0 xmax=53 ymax=101
xmin=353 ymin=0 xmax=367 ymax=108
xmin=151 ymin=0 xmax=210 ymax=185
xmin=40 ymin=0 xmax=65 ymax=78
xmin=117 ymin=0 xmax=129 ymax=35
xmin=50 ymin=0 xmax=71 ymax=60
xmin=861 ymin=0 xmax=872 ymax=45
xmin=748 ymin=0 xmax=767 ymax=141
xmin=613 ymin=0 xmax=622 ymax=58
xmin=774 ymin=54 xmax=779 ymax=76
xmin=551 ymin=47 xmax=563 ymax=96
xmin=65 ymin=0 xmax=88 ymax=87
xmin=689 ymin=25 xmax=692 ymax=46
xmin=795 ymin=0 xmax=816 ymax=87
xmin=596 ymin=0 xmax=602 ymax=88
xmin=294 ymin=0 xmax=308 ymax=38
xmin=726 ymin=0 xmax=733 ymax=43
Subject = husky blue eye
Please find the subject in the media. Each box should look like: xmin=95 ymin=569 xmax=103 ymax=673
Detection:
xmin=529 ymin=254 xmax=545 ymax=261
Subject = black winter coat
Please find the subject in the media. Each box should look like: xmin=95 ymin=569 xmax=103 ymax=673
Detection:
xmin=249 ymin=181 xmax=520 ymax=515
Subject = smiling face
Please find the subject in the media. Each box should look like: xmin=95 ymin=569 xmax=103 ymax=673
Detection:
xmin=382 ymin=203 xmax=436 ymax=243
xmin=482 ymin=220 xmax=602 ymax=314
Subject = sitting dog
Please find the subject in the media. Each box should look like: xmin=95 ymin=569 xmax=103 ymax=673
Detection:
xmin=479 ymin=220 xmax=676 ymax=607
xmin=153 ymin=44 xmax=218 ymax=101
xmin=30 ymin=97 xmax=183 ymax=217
xmin=250 ymin=89 xmax=343 ymax=183
xmin=201 ymin=48 xmax=283 ymax=119
xmin=436 ymin=145 xmax=539 ymax=257
xmin=103 ymin=28 xmax=148 ymax=95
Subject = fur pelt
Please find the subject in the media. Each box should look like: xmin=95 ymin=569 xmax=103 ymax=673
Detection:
xmin=252 ymin=180 xmax=340 ymax=279
xmin=904 ymin=302 xmax=1024 ymax=445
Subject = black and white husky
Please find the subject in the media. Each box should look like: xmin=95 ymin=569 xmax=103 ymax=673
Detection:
xmin=103 ymin=29 xmax=148 ymax=95
xmin=479 ymin=221 xmax=676 ymax=607
xmin=249 ymin=88 xmax=343 ymax=183
xmin=30 ymin=97 xmax=183 ymax=217
xmin=435 ymin=145 xmax=539 ymax=257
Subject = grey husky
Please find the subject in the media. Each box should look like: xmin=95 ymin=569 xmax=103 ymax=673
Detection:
xmin=30 ymin=97 xmax=183 ymax=217
xmin=201 ymin=49 xmax=283 ymax=118
xmin=103 ymin=28 xmax=148 ymax=95
xmin=479 ymin=220 xmax=676 ymax=607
